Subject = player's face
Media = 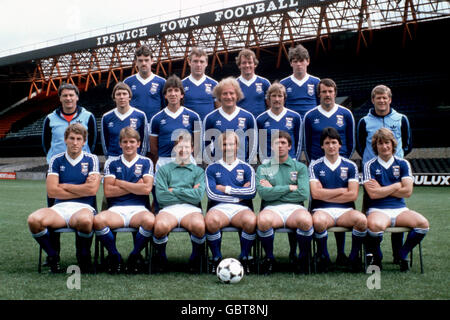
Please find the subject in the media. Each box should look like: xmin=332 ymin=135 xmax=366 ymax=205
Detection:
xmin=222 ymin=135 xmax=238 ymax=161
xmin=239 ymin=56 xmax=256 ymax=79
xmin=136 ymin=55 xmax=152 ymax=77
xmin=120 ymin=137 xmax=140 ymax=157
xmin=219 ymin=85 xmax=238 ymax=109
xmin=188 ymin=54 xmax=208 ymax=78
xmin=268 ymin=92 xmax=285 ymax=111
xmin=321 ymin=137 xmax=341 ymax=157
xmin=290 ymin=58 xmax=309 ymax=78
xmin=165 ymin=87 xmax=183 ymax=107
xmin=174 ymin=140 xmax=192 ymax=163
xmin=372 ymin=93 xmax=392 ymax=116
xmin=273 ymin=137 xmax=291 ymax=158
xmin=60 ymin=89 xmax=79 ymax=112
xmin=114 ymin=89 xmax=131 ymax=109
xmin=65 ymin=132 xmax=85 ymax=156
xmin=376 ymin=138 xmax=393 ymax=160
xmin=319 ymin=84 xmax=336 ymax=109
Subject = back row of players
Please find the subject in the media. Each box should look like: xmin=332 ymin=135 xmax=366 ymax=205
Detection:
xmin=32 ymin=45 xmax=428 ymax=275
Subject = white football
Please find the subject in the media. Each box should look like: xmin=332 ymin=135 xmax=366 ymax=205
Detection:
xmin=216 ymin=258 xmax=244 ymax=284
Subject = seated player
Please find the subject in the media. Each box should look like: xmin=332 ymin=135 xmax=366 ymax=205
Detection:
xmin=364 ymin=128 xmax=429 ymax=271
xmin=94 ymin=127 xmax=154 ymax=274
xmin=153 ymin=132 xmax=206 ymax=274
xmin=256 ymin=131 xmax=312 ymax=275
xmin=309 ymin=127 xmax=367 ymax=272
xmin=205 ymin=131 xmax=257 ymax=274
xmin=27 ymin=123 xmax=100 ymax=273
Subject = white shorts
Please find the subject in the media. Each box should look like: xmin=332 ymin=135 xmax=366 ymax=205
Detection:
xmin=159 ymin=203 xmax=203 ymax=227
xmin=367 ymin=207 xmax=409 ymax=227
xmin=51 ymin=202 xmax=95 ymax=227
xmin=108 ymin=205 xmax=151 ymax=228
xmin=210 ymin=203 xmax=251 ymax=222
xmin=263 ymin=204 xmax=307 ymax=228
xmin=313 ymin=207 xmax=353 ymax=223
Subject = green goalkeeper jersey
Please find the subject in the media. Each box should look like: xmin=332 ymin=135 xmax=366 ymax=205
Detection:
xmin=256 ymin=156 xmax=309 ymax=208
xmin=155 ymin=161 xmax=205 ymax=209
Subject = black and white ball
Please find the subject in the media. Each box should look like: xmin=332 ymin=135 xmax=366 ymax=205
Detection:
xmin=216 ymin=258 xmax=244 ymax=284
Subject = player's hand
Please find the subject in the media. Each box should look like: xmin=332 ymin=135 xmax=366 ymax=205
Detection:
xmin=243 ymin=182 xmax=250 ymax=187
xmin=259 ymin=179 xmax=272 ymax=187
xmin=193 ymin=183 xmax=200 ymax=189
xmin=137 ymin=178 xmax=144 ymax=184
xmin=289 ymin=185 xmax=298 ymax=191
xmin=216 ymin=185 xmax=227 ymax=193
xmin=168 ymin=188 xmax=173 ymax=192
xmin=366 ymin=179 xmax=380 ymax=189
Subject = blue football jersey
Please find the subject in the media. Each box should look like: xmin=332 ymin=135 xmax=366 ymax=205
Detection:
xmin=149 ymin=106 xmax=202 ymax=158
xmin=280 ymin=74 xmax=320 ymax=119
xmin=101 ymin=107 xmax=148 ymax=158
xmin=205 ymin=159 xmax=256 ymax=207
xmin=363 ymin=156 xmax=413 ymax=209
xmin=303 ymin=104 xmax=355 ymax=162
xmin=256 ymin=108 xmax=302 ymax=161
xmin=309 ymin=156 xmax=359 ymax=208
xmin=48 ymin=151 xmax=99 ymax=207
xmin=237 ymin=75 xmax=270 ymax=118
xmin=124 ymin=73 xmax=166 ymax=122
xmin=104 ymin=154 xmax=154 ymax=207
xmin=182 ymin=75 xmax=217 ymax=120
xmin=203 ymin=107 xmax=257 ymax=163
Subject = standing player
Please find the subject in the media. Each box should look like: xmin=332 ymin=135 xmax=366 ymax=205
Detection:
xmin=153 ymin=132 xmax=206 ymax=274
xmin=309 ymin=127 xmax=367 ymax=273
xmin=203 ymin=77 xmax=257 ymax=164
xmin=256 ymin=82 xmax=302 ymax=163
xmin=101 ymin=82 xmax=148 ymax=158
xmin=280 ymin=44 xmax=320 ymax=119
xmin=256 ymin=131 xmax=312 ymax=275
xmin=363 ymin=128 xmax=429 ymax=271
xmin=357 ymin=85 xmax=413 ymax=264
xmin=235 ymin=48 xmax=271 ymax=119
xmin=94 ymin=127 xmax=155 ymax=274
xmin=28 ymin=123 xmax=100 ymax=273
xmin=205 ymin=131 xmax=257 ymax=274
xmin=182 ymin=47 xmax=218 ymax=120
xmin=303 ymin=78 xmax=355 ymax=264
xmin=124 ymin=45 xmax=166 ymax=124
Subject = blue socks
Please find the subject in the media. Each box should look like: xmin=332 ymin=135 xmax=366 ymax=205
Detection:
xmin=206 ymin=231 xmax=222 ymax=261
xmin=130 ymin=227 xmax=153 ymax=256
xmin=152 ymin=235 xmax=168 ymax=260
xmin=240 ymin=231 xmax=256 ymax=259
xmin=95 ymin=227 xmax=120 ymax=257
xmin=296 ymin=227 xmax=314 ymax=260
xmin=257 ymin=228 xmax=275 ymax=259
xmin=190 ymin=234 xmax=206 ymax=260
xmin=32 ymin=228 xmax=58 ymax=257
xmin=314 ymin=230 xmax=329 ymax=259
xmin=399 ymin=228 xmax=428 ymax=260
xmin=349 ymin=229 xmax=367 ymax=261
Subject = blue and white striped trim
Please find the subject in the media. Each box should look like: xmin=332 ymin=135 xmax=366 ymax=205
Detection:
xmin=95 ymin=227 xmax=111 ymax=237
xmin=297 ymin=227 xmax=314 ymax=237
xmin=241 ymin=231 xmax=256 ymax=241
xmin=152 ymin=235 xmax=168 ymax=245
xmin=32 ymin=228 xmax=48 ymax=238
xmin=352 ymin=229 xmax=367 ymax=238
xmin=190 ymin=234 xmax=206 ymax=244
xmin=257 ymin=228 xmax=274 ymax=238
xmin=77 ymin=230 xmax=94 ymax=238
xmin=139 ymin=226 xmax=153 ymax=238
xmin=413 ymin=227 xmax=429 ymax=235
xmin=368 ymin=229 xmax=384 ymax=238
xmin=206 ymin=231 xmax=221 ymax=242
xmin=314 ymin=230 xmax=328 ymax=239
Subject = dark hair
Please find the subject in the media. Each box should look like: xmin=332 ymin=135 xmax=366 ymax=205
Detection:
xmin=64 ymin=123 xmax=87 ymax=141
xmin=58 ymin=83 xmax=79 ymax=97
xmin=318 ymin=78 xmax=338 ymax=96
xmin=272 ymin=130 xmax=292 ymax=147
xmin=320 ymin=127 xmax=342 ymax=146
xmin=112 ymin=82 xmax=132 ymax=100
xmin=163 ymin=74 xmax=184 ymax=95
xmin=288 ymin=44 xmax=310 ymax=62
xmin=134 ymin=45 xmax=153 ymax=59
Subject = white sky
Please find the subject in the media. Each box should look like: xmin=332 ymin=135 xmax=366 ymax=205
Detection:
xmin=0 ymin=0 xmax=261 ymax=57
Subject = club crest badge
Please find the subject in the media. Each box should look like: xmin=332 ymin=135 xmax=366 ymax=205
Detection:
xmin=238 ymin=117 xmax=246 ymax=129
xmin=134 ymin=164 xmax=143 ymax=177
xmin=307 ymin=84 xmax=315 ymax=96
xmin=182 ymin=115 xmax=190 ymax=127
xmin=129 ymin=118 xmax=138 ymax=129
xmin=285 ymin=117 xmax=293 ymax=129
xmin=392 ymin=166 xmax=400 ymax=178
xmin=205 ymin=84 xmax=212 ymax=94
xmin=150 ymin=83 xmax=159 ymax=94
xmin=336 ymin=115 xmax=344 ymax=127
xmin=255 ymin=83 xmax=263 ymax=94
xmin=290 ymin=171 xmax=298 ymax=182
xmin=81 ymin=163 xmax=89 ymax=176
xmin=340 ymin=167 xmax=348 ymax=180
xmin=236 ymin=169 xmax=244 ymax=182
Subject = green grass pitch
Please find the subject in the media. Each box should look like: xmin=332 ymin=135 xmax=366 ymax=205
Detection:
xmin=0 ymin=180 xmax=449 ymax=300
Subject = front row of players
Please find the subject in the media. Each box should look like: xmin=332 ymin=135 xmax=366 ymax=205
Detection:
xmin=27 ymin=123 xmax=428 ymax=274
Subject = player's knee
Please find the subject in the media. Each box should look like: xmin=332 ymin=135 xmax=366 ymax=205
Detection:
xmin=205 ymin=213 xmax=221 ymax=232
xmin=77 ymin=213 xmax=94 ymax=230
xmin=93 ymin=214 xmax=107 ymax=230
xmin=416 ymin=215 xmax=429 ymax=229
xmin=190 ymin=222 xmax=205 ymax=237
xmin=241 ymin=213 xmax=256 ymax=232
xmin=154 ymin=220 xmax=171 ymax=237
xmin=354 ymin=213 xmax=368 ymax=231
xmin=27 ymin=213 xmax=40 ymax=229
xmin=257 ymin=214 xmax=272 ymax=231
xmin=312 ymin=215 xmax=327 ymax=232
xmin=367 ymin=220 xmax=385 ymax=233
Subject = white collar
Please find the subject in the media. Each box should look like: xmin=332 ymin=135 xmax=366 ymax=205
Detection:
xmin=290 ymin=73 xmax=310 ymax=87
xmin=120 ymin=154 xmax=140 ymax=168
xmin=377 ymin=156 xmax=395 ymax=169
xmin=65 ymin=151 xmax=84 ymax=166
xmin=318 ymin=104 xmax=339 ymax=118
xmin=218 ymin=106 xmax=240 ymax=121
xmin=267 ymin=108 xmax=287 ymax=122
xmin=114 ymin=107 xmax=134 ymax=121
xmin=219 ymin=159 xmax=240 ymax=172
xmin=136 ymin=72 xmax=155 ymax=85
xmin=188 ymin=74 xmax=207 ymax=86
xmin=238 ymin=75 xmax=257 ymax=87
xmin=164 ymin=106 xmax=184 ymax=119
xmin=323 ymin=156 xmax=342 ymax=171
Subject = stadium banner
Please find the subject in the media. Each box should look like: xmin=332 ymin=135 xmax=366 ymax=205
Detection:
xmin=0 ymin=0 xmax=334 ymax=67
xmin=357 ymin=173 xmax=449 ymax=186
xmin=0 ymin=172 xmax=16 ymax=180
